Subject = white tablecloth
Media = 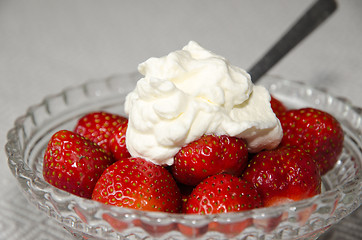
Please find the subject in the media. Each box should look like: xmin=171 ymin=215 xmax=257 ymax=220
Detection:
xmin=1 ymin=1 xmax=361 ymax=239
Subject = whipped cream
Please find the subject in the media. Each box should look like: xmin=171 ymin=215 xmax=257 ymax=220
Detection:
xmin=125 ymin=41 xmax=282 ymax=165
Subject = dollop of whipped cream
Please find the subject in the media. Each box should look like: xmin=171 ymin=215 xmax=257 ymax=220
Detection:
xmin=125 ymin=41 xmax=282 ymax=165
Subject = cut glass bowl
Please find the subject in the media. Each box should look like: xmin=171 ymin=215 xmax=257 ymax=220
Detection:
xmin=5 ymin=73 xmax=362 ymax=240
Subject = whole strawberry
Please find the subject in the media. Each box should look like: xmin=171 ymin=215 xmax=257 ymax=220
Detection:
xmin=171 ymin=134 xmax=248 ymax=186
xmin=43 ymin=130 xmax=113 ymax=198
xmin=108 ymin=120 xmax=131 ymax=161
xmin=74 ymin=111 xmax=127 ymax=154
xmin=92 ymin=157 xmax=182 ymax=213
xmin=185 ymin=173 xmax=262 ymax=214
xmin=242 ymin=147 xmax=321 ymax=207
xmin=279 ymin=108 xmax=344 ymax=175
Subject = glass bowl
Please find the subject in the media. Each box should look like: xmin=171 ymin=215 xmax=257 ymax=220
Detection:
xmin=5 ymin=73 xmax=362 ymax=240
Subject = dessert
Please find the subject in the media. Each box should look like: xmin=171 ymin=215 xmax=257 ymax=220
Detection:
xmin=42 ymin=41 xmax=344 ymax=215
xmin=124 ymin=41 xmax=283 ymax=166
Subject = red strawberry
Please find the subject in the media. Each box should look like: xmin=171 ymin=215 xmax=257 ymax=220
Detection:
xmin=219 ymin=135 xmax=249 ymax=175
xmin=108 ymin=120 xmax=131 ymax=161
xmin=185 ymin=173 xmax=262 ymax=214
xmin=43 ymin=130 xmax=114 ymax=198
xmin=74 ymin=111 xmax=127 ymax=154
xmin=92 ymin=157 xmax=182 ymax=213
xmin=242 ymin=147 xmax=321 ymax=207
xmin=270 ymin=95 xmax=287 ymax=117
xmin=279 ymin=108 xmax=344 ymax=175
xmin=171 ymin=134 xmax=248 ymax=186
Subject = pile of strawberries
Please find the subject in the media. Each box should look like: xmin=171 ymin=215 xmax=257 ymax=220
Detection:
xmin=43 ymin=96 xmax=344 ymax=215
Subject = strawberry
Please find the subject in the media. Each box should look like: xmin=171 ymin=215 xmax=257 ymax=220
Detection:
xmin=242 ymin=147 xmax=321 ymax=207
xmin=171 ymin=134 xmax=248 ymax=186
xmin=270 ymin=95 xmax=287 ymax=117
xmin=108 ymin=120 xmax=131 ymax=161
xmin=279 ymin=108 xmax=344 ymax=175
xmin=185 ymin=173 xmax=262 ymax=214
xmin=74 ymin=111 xmax=127 ymax=154
xmin=43 ymin=130 xmax=113 ymax=198
xmin=219 ymin=135 xmax=249 ymax=175
xmin=92 ymin=157 xmax=182 ymax=213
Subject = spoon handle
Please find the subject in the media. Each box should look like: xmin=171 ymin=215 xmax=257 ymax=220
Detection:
xmin=248 ymin=0 xmax=337 ymax=83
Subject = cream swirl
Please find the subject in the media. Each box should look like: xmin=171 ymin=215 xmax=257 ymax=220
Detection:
xmin=125 ymin=41 xmax=282 ymax=165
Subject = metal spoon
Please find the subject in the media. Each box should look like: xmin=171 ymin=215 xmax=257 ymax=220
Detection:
xmin=248 ymin=0 xmax=337 ymax=83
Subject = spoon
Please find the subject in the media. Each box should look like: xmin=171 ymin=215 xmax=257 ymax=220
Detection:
xmin=248 ymin=0 xmax=337 ymax=83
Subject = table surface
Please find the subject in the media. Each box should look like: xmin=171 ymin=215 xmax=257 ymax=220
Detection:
xmin=1 ymin=1 xmax=361 ymax=239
